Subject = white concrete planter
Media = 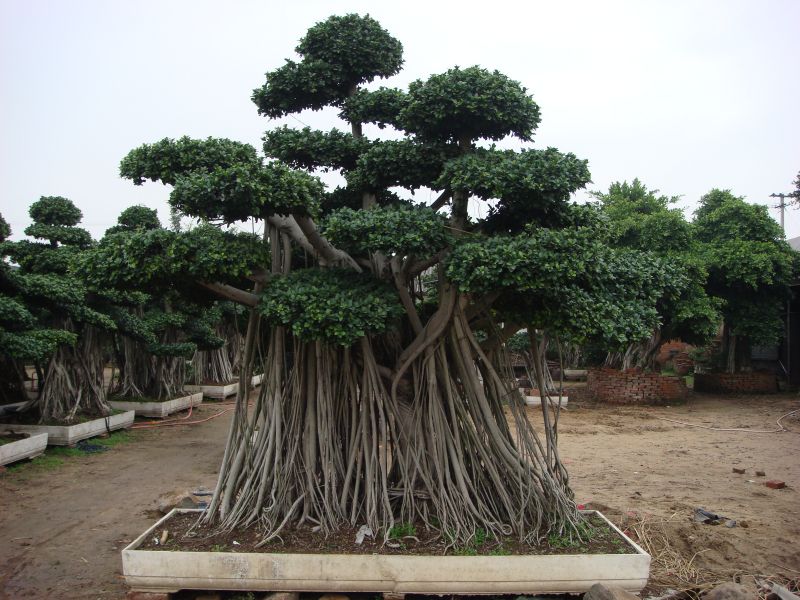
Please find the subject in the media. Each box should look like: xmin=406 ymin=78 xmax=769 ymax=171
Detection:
xmin=0 ymin=431 xmax=48 ymax=466
xmin=251 ymin=374 xmax=264 ymax=387
xmin=184 ymin=382 xmax=239 ymax=400
xmin=122 ymin=509 xmax=650 ymax=595
xmin=6 ymin=410 xmax=135 ymax=446
xmin=564 ymin=369 xmax=588 ymax=380
xmin=109 ymin=393 xmax=203 ymax=418
xmin=525 ymin=395 xmax=569 ymax=407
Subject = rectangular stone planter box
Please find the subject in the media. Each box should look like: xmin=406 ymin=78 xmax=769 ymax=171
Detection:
xmin=6 ymin=410 xmax=135 ymax=446
xmin=0 ymin=431 xmax=48 ymax=466
xmin=109 ymin=393 xmax=203 ymax=418
xmin=122 ymin=509 xmax=650 ymax=595
xmin=251 ymin=374 xmax=264 ymax=387
xmin=184 ymin=382 xmax=239 ymax=400
xmin=564 ymin=369 xmax=588 ymax=380
xmin=525 ymin=395 xmax=569 ymax=407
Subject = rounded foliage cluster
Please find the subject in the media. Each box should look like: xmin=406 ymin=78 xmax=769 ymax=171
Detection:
xmin=322 ymin=206 xmax=450 ymax=257
xmin=259 ymin=269 xmax=403 ymax=346
xmin=253 ymin=14 xmax=403 ymax=118
xmin=29 ymin=196 xmax=83 ymax=227
xmin=401 ymin=66 xmax=541 ymax=143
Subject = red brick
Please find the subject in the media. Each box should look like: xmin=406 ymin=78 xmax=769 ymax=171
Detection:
xmin=765 ymin=480 xmax=786 ymax=489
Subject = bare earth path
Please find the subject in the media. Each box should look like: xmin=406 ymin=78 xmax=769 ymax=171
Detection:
xmin=1 ymin=392 xmax=799 ymax=599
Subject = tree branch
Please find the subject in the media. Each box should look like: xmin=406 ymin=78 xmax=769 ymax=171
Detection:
xmin=294 ymin=215 xmax=362 ymax=272
xmin=198 ymin=281 xmax=259 ymax=308
xmin=429 ymin=189 xmax=451 ymax=212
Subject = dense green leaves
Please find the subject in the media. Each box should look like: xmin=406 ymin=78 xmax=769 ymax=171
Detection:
xmin=120 ymin=137 xmax=260 ymax=186
xmin=28 ymin=196 xmax=83 ymax=227
xmin=694 ymin=189 xmax=793 ymax=346
xmin=339 ymin=87 xmax=408 ymax=129
xmin=348 ymin=140 xmax=454 ymax=191
xmin=105 ymin=205 xmax=161 ymax=235
xmin=401 ymin=67 xmax=541 ymax=143
xmin=259 ymin=269 xmax=402 ymax=346
xmin=447 ymin=228 xmax=679 ymax=347
xmin=322 ymin=206 xmax=450 ymax=257
xmin=253 ymin=14 xmax=403 ymax=118
xmin=263 ymin=127 xmax=370 ymax=171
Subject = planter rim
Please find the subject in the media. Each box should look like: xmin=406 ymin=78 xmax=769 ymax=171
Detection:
xmin=122 ymin=509 xmax=650 ymax=594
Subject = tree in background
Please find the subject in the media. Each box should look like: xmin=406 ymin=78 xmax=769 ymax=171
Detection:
xmin=2 ymin=197 xmax=116 ymax=422
xmin=591 ymin=180 xmax=720 ymax=369
xmin=694 ymin=189 xmax=794 ymax=373
xmin=81 ymin=208 xmax=256 ymax=400
xmin=0 ymin=213 xmax=76 ymax=404
xmin=108 ymin=14 xmax=686 ymax=546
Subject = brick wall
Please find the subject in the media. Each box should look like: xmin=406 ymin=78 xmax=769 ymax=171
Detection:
xmin=694 ymin=372 xmax=777 ymax=394
xmin=587 ymin=368 xmax=688 ymax=405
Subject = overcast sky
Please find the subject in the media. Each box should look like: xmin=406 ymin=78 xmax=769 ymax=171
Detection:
xmin=1 ymin=0 xmax=798 ymax=241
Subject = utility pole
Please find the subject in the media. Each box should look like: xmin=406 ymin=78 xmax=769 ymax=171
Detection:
xmin=770 ymin=192 xmax=790 ymax=232
xmin=771 ymin=191 xmax=793 ymax=385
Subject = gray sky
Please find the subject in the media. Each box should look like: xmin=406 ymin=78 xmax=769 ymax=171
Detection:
xmin=1 ymin=0 xmax=798 ymax=240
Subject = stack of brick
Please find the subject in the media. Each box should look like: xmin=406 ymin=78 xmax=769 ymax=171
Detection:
xmin=655 ymin=339 xmax=694 ymax=375
xmin=694 ymin=372 xmax=777 ymax=394
xmin=587 ymin=368 xmax=688 ymax=405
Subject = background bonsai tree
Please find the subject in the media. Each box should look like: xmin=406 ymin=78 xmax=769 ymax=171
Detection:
xmin=694 ymin=189 xmax=794 ymax=373
xmin=81 ymin=207 xmax=255 ymax=400
xmin=0 ymin=213 xmax=76 ymax=405
xmin=2 ymin=197 xmax=116 ymax=422
xmin=591 ymin=179 xmax=720 ymax=370
xmin=109 ymin=14 xmax=686 ymax=546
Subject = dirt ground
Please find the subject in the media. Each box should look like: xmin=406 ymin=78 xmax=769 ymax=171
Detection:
xmin=0 ymin=391 xmax=798 ymax=599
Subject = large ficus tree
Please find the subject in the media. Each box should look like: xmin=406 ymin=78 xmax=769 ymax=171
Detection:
xmin=694 ymin=189 xmax=794 ymax=373
xmin=592 ymin=180 xmax=721 ymax=369
xmin=111 ymin=14 xmax=679 ymax=545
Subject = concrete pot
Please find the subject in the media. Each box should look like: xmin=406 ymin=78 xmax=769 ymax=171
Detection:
xmin=122 ymin=509 xmax=650 ymax=595
xmin=183 ymin=382 xmax=239 ymax=400
xmin=525 ymin=395 xmax=569 ymax=407
xmin=109 ymin=393 xmax=203 ymax=418
xmin=6 ymin=410 xmax=135 ymax=446
xmin=564 ymin=369 xmax=588 ymax=380
xmin=0 ymin=431 xmax=48 ymax=466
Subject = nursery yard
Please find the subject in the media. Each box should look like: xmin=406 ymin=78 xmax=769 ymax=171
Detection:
xmin=0 ymin=392 xmax=798 ymax=599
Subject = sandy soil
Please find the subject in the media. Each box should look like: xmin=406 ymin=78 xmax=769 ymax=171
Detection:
xmin=0 ymin=392 xmax=798 ymax=599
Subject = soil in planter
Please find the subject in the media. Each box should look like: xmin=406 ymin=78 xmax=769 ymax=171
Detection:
xmin=192 ymin=379 xmax=238 ymax=386
xmin=142 ymin=513 xmax=633 ymax=556
xmin=0 ymin=408 xmax=125 ymax=427
xmin=109 ymin=394 xmax=189 ymax=403
xmin=0 ymin=433 xmax=28 ymax=445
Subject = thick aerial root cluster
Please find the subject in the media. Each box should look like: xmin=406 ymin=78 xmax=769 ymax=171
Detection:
xmin=206 ymin=302 xmax=580 ymax=547
xmin=29 ymin=324 xmax=110 ymax=423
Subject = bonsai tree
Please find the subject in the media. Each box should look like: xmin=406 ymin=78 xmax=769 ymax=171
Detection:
xmin=2 ymin=197 xmax=117 ymax=422
xmin=111 ymin=14 xmax=682 ymax=546
xmin=0 ymin=213 xmax=76 ymax=404
xmin=694 ymin=189 xmax=794 ymax=373
xmin=81 ymin=207 xmax=250 ymax=400
xmin=591 ymin=179 xmax=720 ymax=369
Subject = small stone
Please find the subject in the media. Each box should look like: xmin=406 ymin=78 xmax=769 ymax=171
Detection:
xmin=583 ymin=583 xmax=640 ymax=600
xmin=732 ymin=467 xmax=746 ymax=474
xmin=702 ymin=582 xmax=749 ymax=600
xmin=739 ymin=520 xmax=749 ymax=528
xmin=755 ymin=470 xmax=765 ymax=477
xmin=765 ymin=480 xmax=786 ymax=489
